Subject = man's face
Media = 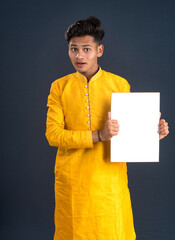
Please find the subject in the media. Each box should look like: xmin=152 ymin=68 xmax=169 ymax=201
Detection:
xmin=68 ymin=35 xmax=104 ymax=80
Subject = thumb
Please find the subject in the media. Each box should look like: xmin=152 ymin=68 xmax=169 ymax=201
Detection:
xmin=108 ymin=112 xmax=111 ymax=120
xmin=159 ymin=112 xmax=161 ymax=119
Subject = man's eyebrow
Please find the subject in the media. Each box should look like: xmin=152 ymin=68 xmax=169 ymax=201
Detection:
xmin=81 ymin=44 xmax=92 ymax=47
xmin=69 ymin=44 xmax=92 ymax=47
xmin=69 ymin=44 xmax=77 ymax=46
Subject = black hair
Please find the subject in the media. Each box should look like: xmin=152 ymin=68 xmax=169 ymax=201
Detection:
xmin=65 ymin=16 xmax=105 ymax=44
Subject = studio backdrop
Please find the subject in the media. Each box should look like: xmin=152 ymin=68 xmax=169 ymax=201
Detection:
xmin=1 ymin=0 xmax=175 ymax=239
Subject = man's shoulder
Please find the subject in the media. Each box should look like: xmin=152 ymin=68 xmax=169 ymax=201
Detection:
xmin=50 ymin=72 xmax=76 ymax=90
xmin=102 ymin=70 xmax=126 ymax=81
xmin=53 ymin=72 xmax=76 ymax=84
xmin=101 ymin=69 xmax=129 ymax=84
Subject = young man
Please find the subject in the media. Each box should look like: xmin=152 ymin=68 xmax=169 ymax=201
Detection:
xmin=46 ymin=16 xmax=169 ymax=240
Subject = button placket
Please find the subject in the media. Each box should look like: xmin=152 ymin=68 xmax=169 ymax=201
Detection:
xmin=85 ymin=84 xmax=91 ymax=130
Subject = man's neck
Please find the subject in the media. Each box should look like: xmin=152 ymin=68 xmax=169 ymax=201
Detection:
xmin=84 ymin=66 xmax=99 ymax=82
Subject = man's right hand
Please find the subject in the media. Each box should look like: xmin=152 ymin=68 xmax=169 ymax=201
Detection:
xmin=99 ymin=112 xmax=120 ymax=141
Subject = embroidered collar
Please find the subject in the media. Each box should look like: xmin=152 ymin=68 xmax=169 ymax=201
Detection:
xmin=76 ymin=66 xmax=102 ymax=83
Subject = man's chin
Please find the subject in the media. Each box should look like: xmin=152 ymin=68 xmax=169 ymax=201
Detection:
xmin=76 ymin=68 xmax=86 ymax=74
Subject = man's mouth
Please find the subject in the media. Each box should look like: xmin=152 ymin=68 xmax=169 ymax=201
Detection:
xmin=76 ymin=62 xmax=86 ymax=67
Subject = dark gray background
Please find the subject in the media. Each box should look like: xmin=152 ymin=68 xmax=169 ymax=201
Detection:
xmin=1 ymin=0 xmax=175 ymax=239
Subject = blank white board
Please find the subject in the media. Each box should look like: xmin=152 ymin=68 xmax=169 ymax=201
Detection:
xmin=111 ymin=93 xmax=160 ymax=162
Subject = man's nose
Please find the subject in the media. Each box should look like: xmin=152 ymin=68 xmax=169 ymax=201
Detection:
xmin=75 ymin=50 xmax=84 ymax=59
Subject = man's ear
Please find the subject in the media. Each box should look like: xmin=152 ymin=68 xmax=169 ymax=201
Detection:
xmin=97 ymin=44 xmax=104 ymax=57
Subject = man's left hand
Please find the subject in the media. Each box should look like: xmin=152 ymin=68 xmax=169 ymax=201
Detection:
xmin=158 ymin=118 xmax=169 ymax=140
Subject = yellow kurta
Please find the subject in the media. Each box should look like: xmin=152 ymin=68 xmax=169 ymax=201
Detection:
xmin=46 ymin=67 xmax=136 ymax=240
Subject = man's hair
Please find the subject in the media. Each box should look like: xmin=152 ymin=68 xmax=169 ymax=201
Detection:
xmin=65 ymin=16 xmax=105 ymax=44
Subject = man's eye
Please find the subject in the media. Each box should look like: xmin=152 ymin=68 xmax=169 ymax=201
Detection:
xmin=72 ymin=48 xmax=77 ymax=52
xmin=84 ymin=48 xmax=90 ymax=52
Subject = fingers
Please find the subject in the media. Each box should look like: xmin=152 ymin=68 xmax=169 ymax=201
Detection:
xmin=101 ymin=117 xmax=120 ymax=141
xmin=107 ymin=120 xmax=120 ymax=136
xmin=158 ymin=119 xmax=169 ymax=140
xmin=107 ymin=120 xmax=119 ymax=129
xmin=110 ymin=126 xmax=120 ymax=134
xmin=158 ymin=119 xmax=168 ymax=129
xmin=159 ymin=124 xmax=167 ymax=131
xmin=159 ymin=127 xmax=169 ymax=135
xmin=107 ymin=119 xmax=118 ymax=125
xmin=159 ymin=131 xmax=169 ymax=140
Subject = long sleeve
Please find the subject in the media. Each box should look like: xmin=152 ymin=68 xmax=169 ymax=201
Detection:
xmin=45 ymin=81 xmax=93 ymax=149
